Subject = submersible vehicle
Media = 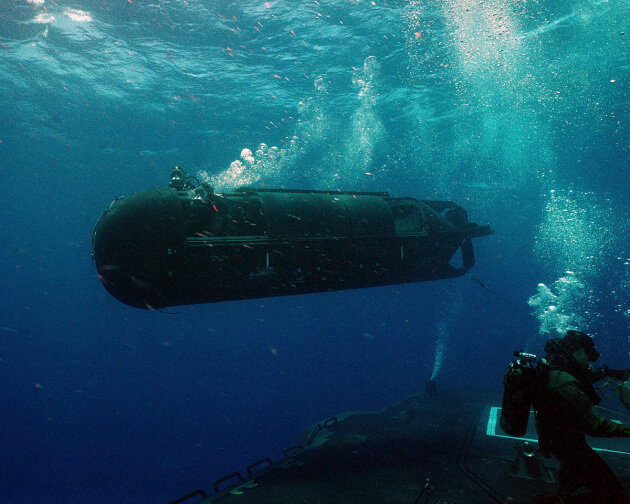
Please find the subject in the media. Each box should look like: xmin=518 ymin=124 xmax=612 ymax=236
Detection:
xmin=93 ymin=166 xmax=493 ymax=309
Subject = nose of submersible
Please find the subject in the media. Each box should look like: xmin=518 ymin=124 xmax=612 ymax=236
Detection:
xmin=92 ymin=188 xmax=184 ymax=309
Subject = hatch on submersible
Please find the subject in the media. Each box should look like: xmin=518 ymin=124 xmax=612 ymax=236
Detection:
xmin=92 ymin=166 xmax=494 ymax=309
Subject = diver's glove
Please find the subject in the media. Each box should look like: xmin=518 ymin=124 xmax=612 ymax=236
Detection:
xmin=620 ymin=380 xmax=630 ymax=413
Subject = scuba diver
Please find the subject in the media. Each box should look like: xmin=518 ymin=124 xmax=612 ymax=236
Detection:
xmin=533 ymin=330 xmax=630 ymax=504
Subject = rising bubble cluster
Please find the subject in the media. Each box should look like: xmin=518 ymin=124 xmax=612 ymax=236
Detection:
xmin=201 ymin=142 xmax=298 ymax=191
xmin=204 ymin=55 xmax=385 ymax=191
xmin=530 ymin=190 xmax=625 ymax=337
xmin=429 ymin=292 xmax=462 ymax=380
xmin=534 ymin=189 xmax=617 ymax=278
xmin=527 ymin=271 xmax=588 ymax=335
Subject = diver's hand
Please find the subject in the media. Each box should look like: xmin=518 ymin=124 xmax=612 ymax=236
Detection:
xmin=619 ymin=380 xmax=630 ymax=413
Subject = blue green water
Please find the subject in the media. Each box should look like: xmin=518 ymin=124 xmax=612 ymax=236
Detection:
xmin=0 ymin=0 xmax=628 ymax=502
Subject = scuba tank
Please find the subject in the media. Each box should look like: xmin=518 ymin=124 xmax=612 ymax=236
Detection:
xmin=500 ymin=351 xmax=539 ymax=437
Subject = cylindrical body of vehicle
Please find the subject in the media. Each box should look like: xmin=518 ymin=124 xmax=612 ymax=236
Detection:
xmin=93 ymin=186 xmax=493 ymax=309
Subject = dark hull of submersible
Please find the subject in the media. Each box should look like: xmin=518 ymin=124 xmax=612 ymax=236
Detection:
xmin=92 ymin=167 xmax=493 ymax=309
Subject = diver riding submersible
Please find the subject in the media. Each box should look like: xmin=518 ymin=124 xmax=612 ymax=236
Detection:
xmin=92 ymin=166 xmax=494 ymax=309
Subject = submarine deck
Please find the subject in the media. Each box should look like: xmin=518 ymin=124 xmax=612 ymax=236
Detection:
xmin=169 ymin=389 xmax=630 ymax=504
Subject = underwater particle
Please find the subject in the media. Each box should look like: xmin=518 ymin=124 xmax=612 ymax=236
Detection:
xmin=64 ymin=8 xmax=92 ymax=22
xmin=241 ymin=148 xmax=254 ymax=164
xmin=33 ymin=13 xmax=54 ymax=23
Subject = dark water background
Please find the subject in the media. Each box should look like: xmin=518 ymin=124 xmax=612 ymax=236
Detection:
xmin=0 ymin=0 xmax=629 ymax=502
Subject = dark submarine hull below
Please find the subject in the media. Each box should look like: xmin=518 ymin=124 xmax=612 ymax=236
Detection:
xmin=169 ymin=388 xmax=630 ymax=504
xmin=92 ymin=171 xmax=493 ymax=309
